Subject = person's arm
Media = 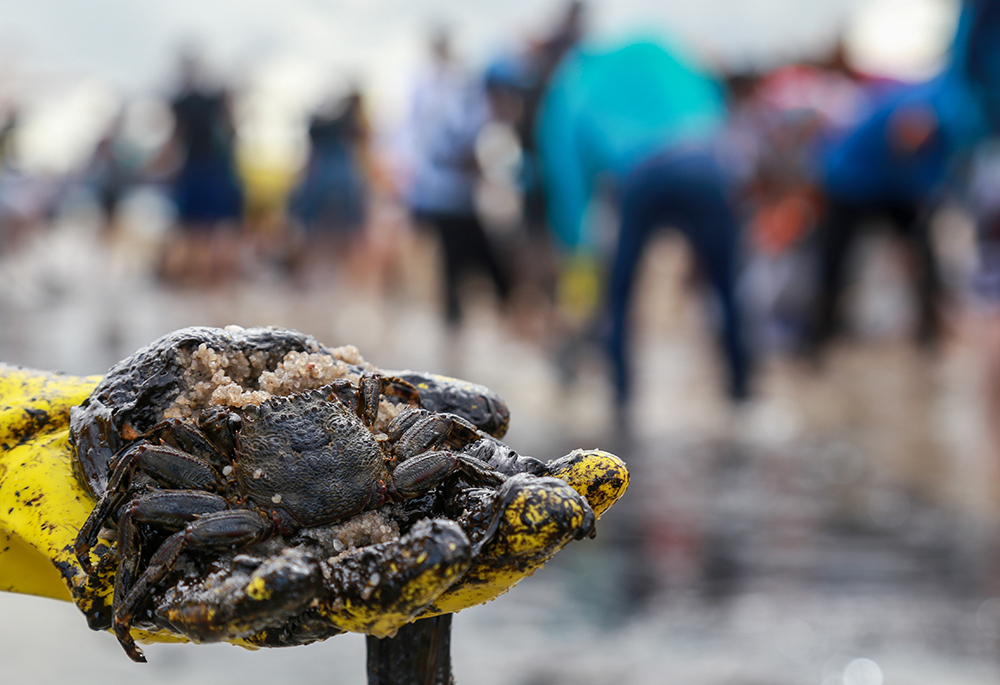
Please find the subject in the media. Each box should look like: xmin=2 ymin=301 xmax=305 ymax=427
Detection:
xmin=537 ymin=69 xmax=591 ymax=253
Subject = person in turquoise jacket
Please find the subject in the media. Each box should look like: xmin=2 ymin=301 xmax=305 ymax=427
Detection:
xmin=537 ymin=37 xmax=752 ymax=422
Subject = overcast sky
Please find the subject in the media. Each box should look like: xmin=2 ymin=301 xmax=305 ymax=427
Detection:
xmin=0 ymin=0 xmax=959 ymax=171
xmin=0 ymin=0 xmax=891 ymax=93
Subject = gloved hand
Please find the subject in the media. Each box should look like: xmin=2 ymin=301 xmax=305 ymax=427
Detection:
xmin=0 ymin=362 xmax=628 ymax=657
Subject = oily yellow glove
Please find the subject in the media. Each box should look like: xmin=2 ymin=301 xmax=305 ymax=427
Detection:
xmin=0 ymin=362 xmax=628 ymax=653
xmin=0 ymin=364 xmax=183 ymax=646
xmin=0 ymin=364 xmax=99 ymax=601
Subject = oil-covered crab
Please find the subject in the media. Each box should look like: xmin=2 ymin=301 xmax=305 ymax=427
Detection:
xmin=67 ymin=326 xmax=609 ymax=663
xmin=74 ymin=372 xmax=511 ymax=661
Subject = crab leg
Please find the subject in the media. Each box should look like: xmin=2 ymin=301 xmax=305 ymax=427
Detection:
xmin=113 ymin=490 xmax=230 ymax=616
xmin=455 ymin=453 xmax=507 ymax=487
xmin=388 ymin=411 xmax=452 ymax=458
xmin=389 ymin=450 xmax=505 ymax=498
xmin=122 ymin=443 xmax=225 ymax=491
xmin=386 ymin=409 xmax=482 ymax=459
xmin=388 ymin=451 xmax=460 ymax=498
xmin=114 ymin=509 xmax=270 ymax=662
xmin=74 ymin=443 xmax=226 ymax=572
xmin=114 ymin=488 xmax=232 ymax=591
xmin=142 ymin=418 xmax=232 ymax=467
xmin=321 ymin=374 xmax=421 ymax=428
xmin=122 ymin=490 xmax=230 ymax=527
xmin=388 ymin=369 xmax=512 ymax=438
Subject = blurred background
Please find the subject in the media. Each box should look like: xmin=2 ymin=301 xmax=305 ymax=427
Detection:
xmin=5 ymin=0 xmax=1000 ymax=683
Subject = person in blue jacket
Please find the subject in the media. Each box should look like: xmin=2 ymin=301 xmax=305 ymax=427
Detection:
xmin=537 ymin=37 xmax=752 ymax=424
xmin=811 ymin=81 xmax=950 ymax=351
xmin=811 ymin=0 xmax=1000 ymax=355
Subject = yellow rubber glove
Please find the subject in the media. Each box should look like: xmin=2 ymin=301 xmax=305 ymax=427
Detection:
xmin=0 ymin=362 xmax=628 ymax=654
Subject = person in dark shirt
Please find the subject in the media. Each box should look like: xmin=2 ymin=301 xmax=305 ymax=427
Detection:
xmin=158 ymin=52 xmax=244 ymax=285
xmin=291 ymin=90 xmax=368 ymax=236
xmin=170 ymin=77 xmax=242 ymax=227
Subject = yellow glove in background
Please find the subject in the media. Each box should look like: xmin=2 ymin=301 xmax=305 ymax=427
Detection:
xmin=556 ymin=252 xmax=603 ymax=326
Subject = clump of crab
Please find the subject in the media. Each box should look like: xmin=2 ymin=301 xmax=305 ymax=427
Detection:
xmin=69 ymin=326 xmax=596 ymax=662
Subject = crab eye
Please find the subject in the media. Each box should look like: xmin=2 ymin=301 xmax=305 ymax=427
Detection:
xmin=228 ymin=413 xmax=243 ymax=432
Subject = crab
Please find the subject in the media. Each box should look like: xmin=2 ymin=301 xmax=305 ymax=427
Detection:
xmin=72 ymin=371 xmax=507 ymax=662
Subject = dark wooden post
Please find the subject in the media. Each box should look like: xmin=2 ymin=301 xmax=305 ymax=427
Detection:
xmin=365 ymin=614 xmax=455 ymax=685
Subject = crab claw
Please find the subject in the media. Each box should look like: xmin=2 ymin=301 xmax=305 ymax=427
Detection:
xmin=154 ymin=548 xmax=324 ymax=644
xmin=216 ymin=518 xmax=472 ymax=647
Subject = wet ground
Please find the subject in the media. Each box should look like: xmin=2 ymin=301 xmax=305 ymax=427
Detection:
xmin=4 ymin=207 xmax=1000 ymax=684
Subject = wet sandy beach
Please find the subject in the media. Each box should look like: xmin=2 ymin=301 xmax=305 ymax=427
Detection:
xmin=3 ymin=209 xmax=1000 ymax=684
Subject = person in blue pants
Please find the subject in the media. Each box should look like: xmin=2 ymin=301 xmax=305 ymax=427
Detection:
xmin=610 ymin=146 xmax=749 ymax=407
xmin=537 ymin=38 xmax=752 ymax=422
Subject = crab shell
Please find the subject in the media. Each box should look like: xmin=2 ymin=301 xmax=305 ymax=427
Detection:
xmin=234 ymin=391 xmax=389 ymax=530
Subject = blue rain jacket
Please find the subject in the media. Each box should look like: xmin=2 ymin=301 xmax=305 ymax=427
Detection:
xmin=536 ymin=38 xmax=726 ymax=251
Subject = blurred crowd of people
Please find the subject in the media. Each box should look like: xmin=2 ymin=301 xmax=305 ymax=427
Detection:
xmin=3 ymin=0 xmax=1000 ymax=441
